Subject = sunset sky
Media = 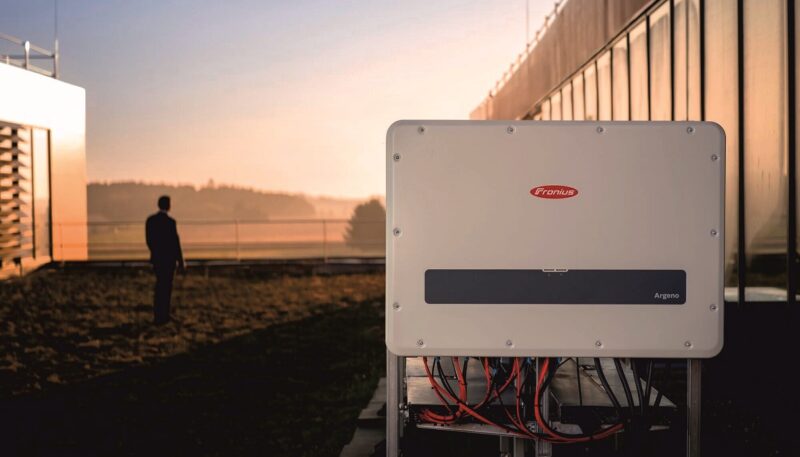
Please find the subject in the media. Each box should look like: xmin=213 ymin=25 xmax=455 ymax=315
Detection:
xmin=2 ymin=0 xmax=552 ymax=198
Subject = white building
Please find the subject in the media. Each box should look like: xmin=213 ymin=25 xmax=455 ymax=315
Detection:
xmin=1 ymin=34 xmax=87 ymax=278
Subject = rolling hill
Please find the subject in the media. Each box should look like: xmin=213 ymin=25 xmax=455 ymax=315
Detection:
xmin=87 ymin=182 xmax=365 ymax=222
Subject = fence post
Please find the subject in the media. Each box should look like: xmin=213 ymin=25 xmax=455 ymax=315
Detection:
xmin=23 ymin=41 xmax=31 ymax=69
xmin=234 ymin=219 xmax=240 ymax=261
xmin=53 ymin=39 xmax=59 ymax=79
xmin=322 ymin=219 xmax=328 ymax=263
xmin=58 ymin=222 xmax=64 ymax=261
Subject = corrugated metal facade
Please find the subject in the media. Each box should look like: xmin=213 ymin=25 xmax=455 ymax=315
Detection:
xmin=471 ymin=0 xmax=651 ymax=120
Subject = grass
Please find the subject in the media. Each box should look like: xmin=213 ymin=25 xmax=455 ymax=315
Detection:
xmin=0 ymin=266 xmax=386 ymax=456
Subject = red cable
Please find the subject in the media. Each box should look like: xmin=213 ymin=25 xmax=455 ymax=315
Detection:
xmin=505 ymin=358 xmax=570 ymax=444
xmin=452 ymin=357 xmax=468 ymax=405
xmin=420 ymin=357 xmax=531 ymax=437
xmin=420 ymin=357 xmax=460 ymax=423
xmin=421 ymin=356 xmax=514 ymax=424
xmin=420 ymin=356 xmax=622 ymax=443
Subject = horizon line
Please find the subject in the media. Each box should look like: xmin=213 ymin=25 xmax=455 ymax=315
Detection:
xmin=87 ymin=179 xmax=385 ymax=202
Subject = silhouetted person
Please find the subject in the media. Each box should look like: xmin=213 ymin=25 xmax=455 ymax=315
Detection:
xmin=145 ymin=195 xmax=185 ymax=325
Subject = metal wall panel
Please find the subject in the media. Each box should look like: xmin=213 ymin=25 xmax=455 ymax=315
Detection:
xmin=612 ymin=37 xmax=630 ymax=120
xmin=705 ymin=0 xmax=739 ymax=286
xmin=650 ymin=3 xmax=672 ymax=120
xmin=630 ymin=20 xmax=650 ymax=120
xmin=742 ymin=0 xmax=789 ymax=290
xmin=674 ymin=0 xmax=689 ymax=120
xmin=687 ymin=0 xmax=702 ymax=120
xmin=562 ymin=83 xmax=574 ymax=120
xmin=597 ymin=50 xmax=613 ymax=120
xmin=573 ymin=73 xmax=586 ymax=120
xmin=585 ymin=63 xmax=598 ymax=120
xmin=551 ymin=91 xmax=562 ymax=120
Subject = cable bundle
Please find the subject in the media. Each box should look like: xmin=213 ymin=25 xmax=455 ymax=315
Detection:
xmin=418 ymin=357 xmax=637 ymax=444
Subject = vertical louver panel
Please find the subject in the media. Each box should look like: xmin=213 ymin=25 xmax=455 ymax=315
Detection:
xmin=0 ymin=122 xmax=33 ymax=266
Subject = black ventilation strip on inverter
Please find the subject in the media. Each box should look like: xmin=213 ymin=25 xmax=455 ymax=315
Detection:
xmin=425 ymin=269 xmax=687 ymax=305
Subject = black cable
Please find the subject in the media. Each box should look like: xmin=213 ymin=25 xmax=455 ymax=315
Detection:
xmin=434 ymin=358 xmax=453 ymax=398
xmin=644 ymin=360 xmax=654 ymax=419
xmin=533 ymin=358 xmax=623 ymax=440
xmin=654 ymin=360 xmax=671 ymax=408
xmin=575 ymin=357 xmax=583 ymax=406
xmin=435 ymin=357 xmax=459 ymax=402
xmin=594 ymin=358 xmax=622 ymax=415
xmin=460 ymin=357 xmax=469 ymax=405
xmin=493 ymin=377 xmax=554 ymax=440
xmin=423 ymin=357 xmax=455 ymax=416
xmin=428 ymin=357 xmax=501 ymax=418
xmin=631 ymin=359 xmax=645 ymax=416
xmin=429 ymin=365 xmax=531 ymax=438
xmin=627 ymin=359 xmax=648 ymax=454
xmin=519 ymin=359 xmax=538 ymax=423
xmin=495 ymin=358 xmax=513 ymax=391
xmin=489 ymin=358 xmax=556 ymax=440
xmin=613 ymin=358 xmax=635 ymax=419
xmin=428 ymin=357 xmax=623 ymax=442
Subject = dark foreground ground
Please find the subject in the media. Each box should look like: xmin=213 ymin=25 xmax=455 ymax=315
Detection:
xmin=2 ymin=265 xmax=799 ymax=457
xmin=0 ymin=265 xmax=385 ymax=456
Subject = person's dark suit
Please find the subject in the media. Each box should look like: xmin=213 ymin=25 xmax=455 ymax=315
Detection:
xmin=145 ymin=211 xmax=184 ymax=324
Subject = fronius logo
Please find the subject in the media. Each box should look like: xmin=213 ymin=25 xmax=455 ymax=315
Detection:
xmin=654 ymin=292 xmax=681 ymax=300
xmin=530 ymin=185 xmax=579 ymax=199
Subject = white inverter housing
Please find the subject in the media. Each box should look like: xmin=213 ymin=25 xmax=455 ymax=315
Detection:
xmin=386 ymin=121 xmax=724 ymax=358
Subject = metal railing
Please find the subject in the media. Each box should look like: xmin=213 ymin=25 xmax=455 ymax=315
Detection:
xmin=0 ymin=32 xmax=58 ymax=78
xmin=53 ymin=219 xmax=386 ymax=262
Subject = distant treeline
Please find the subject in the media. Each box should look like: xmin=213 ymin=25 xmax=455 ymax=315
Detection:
xmin=88 ymin=182 xmax=316 ymax=222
